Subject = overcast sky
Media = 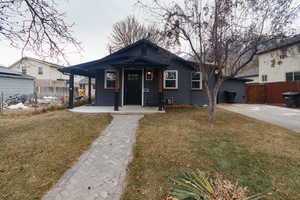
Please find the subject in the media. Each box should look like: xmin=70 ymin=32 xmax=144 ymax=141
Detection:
xmin=0 ymin=0 xmax=145 ymax=67
xmin=0 ymin=0 xmax=299 ymax=67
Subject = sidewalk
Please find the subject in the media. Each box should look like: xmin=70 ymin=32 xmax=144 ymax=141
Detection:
xmin=43 ymin=115 xmax=144 ymax=200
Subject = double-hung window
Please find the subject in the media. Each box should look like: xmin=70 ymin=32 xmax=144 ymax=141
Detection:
xmin=104 ymin=70 xmax=116 ymax=89
xmin=22 ymin=66 xmax=27 ymax=75
xmin=79 ymin=84 xmax=85 ymax=90
xmin=191 ymin=72 xmax=202 ymax=90
xmin=286 ymin=71 xmax=300 ymax=81
xmin=262 ymin=75 xmax=268 ymax=82
xmin=38 ymin=67 xmax=43 ymax=75
xmin=163 ymin=70 xmax=178 ymax=89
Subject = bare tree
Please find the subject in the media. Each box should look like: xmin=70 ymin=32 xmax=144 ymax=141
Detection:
xmin=107 ymin=15 xmax=171 ymax=53
xmin=0 ymin=0 xmax=80 ymax=63
xmin=139 ymin=0 xmax=300 ymax=120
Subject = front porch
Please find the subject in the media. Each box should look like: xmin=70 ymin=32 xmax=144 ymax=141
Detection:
xmin=69 ymin=105 xmax=165 ymax=114
xmin=59 ymin=40 xmax=170 ymax=111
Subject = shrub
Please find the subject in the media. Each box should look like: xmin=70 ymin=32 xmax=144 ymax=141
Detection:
xmin=168 ymin=169 xmax=268 ymax=200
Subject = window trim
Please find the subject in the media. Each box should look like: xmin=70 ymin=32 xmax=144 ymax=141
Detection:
xmin=191 ymin=72 xmax=202 ymax=90
xmin=163 ymin=70 xmax=178 ymax=89
xmin=104 ymin=69 xmax=116 ymax=89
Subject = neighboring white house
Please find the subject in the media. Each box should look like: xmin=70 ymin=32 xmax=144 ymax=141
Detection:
xmin=9 ymin=57 xmax=81 ymax=97
xmin=257 ymin=35 xmax=300 ymax=83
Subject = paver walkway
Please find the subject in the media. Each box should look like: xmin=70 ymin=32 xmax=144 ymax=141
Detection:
xmin=43 ymin=114 xmax=144 ymax=200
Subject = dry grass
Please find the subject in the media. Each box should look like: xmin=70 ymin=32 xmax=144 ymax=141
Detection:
xmin=0 ymin=110 xmax=112 ymax=200
xmin=123 ymin=108 xmax=300 ymax=200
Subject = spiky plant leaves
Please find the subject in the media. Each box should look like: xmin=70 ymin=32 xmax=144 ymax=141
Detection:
xmin=170 ymin=169 xmax=268 ymax=200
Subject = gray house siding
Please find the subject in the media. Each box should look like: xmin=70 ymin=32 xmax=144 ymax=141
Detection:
xmin=93 ymin=41 xmax=246 ymax=106
xmin=144 ymin=69 xmax=159 ymax=106
xmin=0 ymin=76 xmax=34 ymax=100
xmin=95 ymin=70 xmax=122 ymax=106
xmin=219 ymin=79 xmax=246 ymax=103
xmin=94 ymin=64 xmax=246 ymax=106
xmin=163 ymin=62 xmax=194 ymax=105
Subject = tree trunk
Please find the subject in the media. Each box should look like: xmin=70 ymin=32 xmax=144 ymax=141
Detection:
xmin=207 ymin=91 xmax=218 ymax=120
xmin=206 ymin=79 xmax=223 ymax=121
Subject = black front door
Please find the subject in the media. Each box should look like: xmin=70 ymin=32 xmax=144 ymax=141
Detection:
xmin=124 ymin=70 xmax=142 ymax=105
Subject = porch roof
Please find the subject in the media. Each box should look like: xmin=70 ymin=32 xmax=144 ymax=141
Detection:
xmin=58 ymin=39 xmax=195 ymax=77
xmin=59 ymin=55 xmax=169 ymax=77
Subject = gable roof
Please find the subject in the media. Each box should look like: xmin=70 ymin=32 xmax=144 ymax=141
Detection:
xmin=0 ymin=66 xmax=34 ymax=79
xmin=257 ymin=34 xmax=300 ymax=55
xmin=236 ymin=67 xmax=259 ymax=78
xmin=9 ymin=57 xmax=62 ymax=69
xmin=59 ymin=39 xmax=195 ymax=76
xmin=0 ymin=66 xmax=22 ymax=76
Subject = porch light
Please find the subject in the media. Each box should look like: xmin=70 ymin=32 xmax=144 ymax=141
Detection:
xmin=146 ymin=71 xmax=153 ymax=80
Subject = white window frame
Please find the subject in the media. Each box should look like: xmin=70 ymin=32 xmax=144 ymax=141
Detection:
xmin=163 ymin=70 xmax=178 ymax=89
xmin=191 ymin=72 xmax=202 ymax=90
xmin=104 ymin=70 xmax=116 ymax=89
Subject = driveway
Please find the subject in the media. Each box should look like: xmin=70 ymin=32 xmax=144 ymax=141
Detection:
xmin=220 ymin=104 xmax=300 ymax=133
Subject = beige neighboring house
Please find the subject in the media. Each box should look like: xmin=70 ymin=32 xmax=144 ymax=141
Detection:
xmin=10 ymin=57 xmax=81 ymax=97
xmin=257 ymin=35 xmax=300 ymax=83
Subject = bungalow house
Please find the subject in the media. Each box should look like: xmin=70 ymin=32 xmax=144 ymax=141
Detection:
xmin=59 ymin=40 xmax=247 ymax=110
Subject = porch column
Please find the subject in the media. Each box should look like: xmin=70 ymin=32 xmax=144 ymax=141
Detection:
xmin=68 ymin=74 xmax=74 ymax=108
xmin=114 ymin=70 xmax=120 ymax=111
xmin=158 ymin=69 xmax=164 ymax=111
xmin=88 ymin=76 xmax=92 ymax=104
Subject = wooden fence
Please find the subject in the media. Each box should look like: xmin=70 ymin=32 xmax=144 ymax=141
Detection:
xmin=246 ymin=81 xmax=300 ymax=104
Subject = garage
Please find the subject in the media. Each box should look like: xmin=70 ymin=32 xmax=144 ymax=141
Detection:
xmin=0 ymin=66 xmax=35 ymax=100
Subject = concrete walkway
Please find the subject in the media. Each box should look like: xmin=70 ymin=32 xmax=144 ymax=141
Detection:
xmin=220 ymin=104 xmax=300 ymax=133
xmin=43 ymin=115 xmax=144 ymax=200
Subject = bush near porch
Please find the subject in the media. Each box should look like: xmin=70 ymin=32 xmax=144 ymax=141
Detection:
xmin=0 ymin=110 xmax=112 ymax=200
xmin=123 ymin=108 xmax=300 ymax=200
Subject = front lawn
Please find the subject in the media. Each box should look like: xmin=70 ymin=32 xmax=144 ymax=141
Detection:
xmin=0 ymin=110 xmax=112 ymax=200
xmin=123 ymin=108 xmax=300 ymax=200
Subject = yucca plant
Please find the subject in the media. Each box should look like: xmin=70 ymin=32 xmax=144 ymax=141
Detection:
xmin=169 ymin=169 xmax=268 ymax=200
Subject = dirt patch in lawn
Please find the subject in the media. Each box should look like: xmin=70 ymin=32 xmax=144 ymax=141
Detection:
xmin=0 ymin=110 xmax=112 ymax=200
xmin=122 ymin=108 xmax=300 ymax=200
